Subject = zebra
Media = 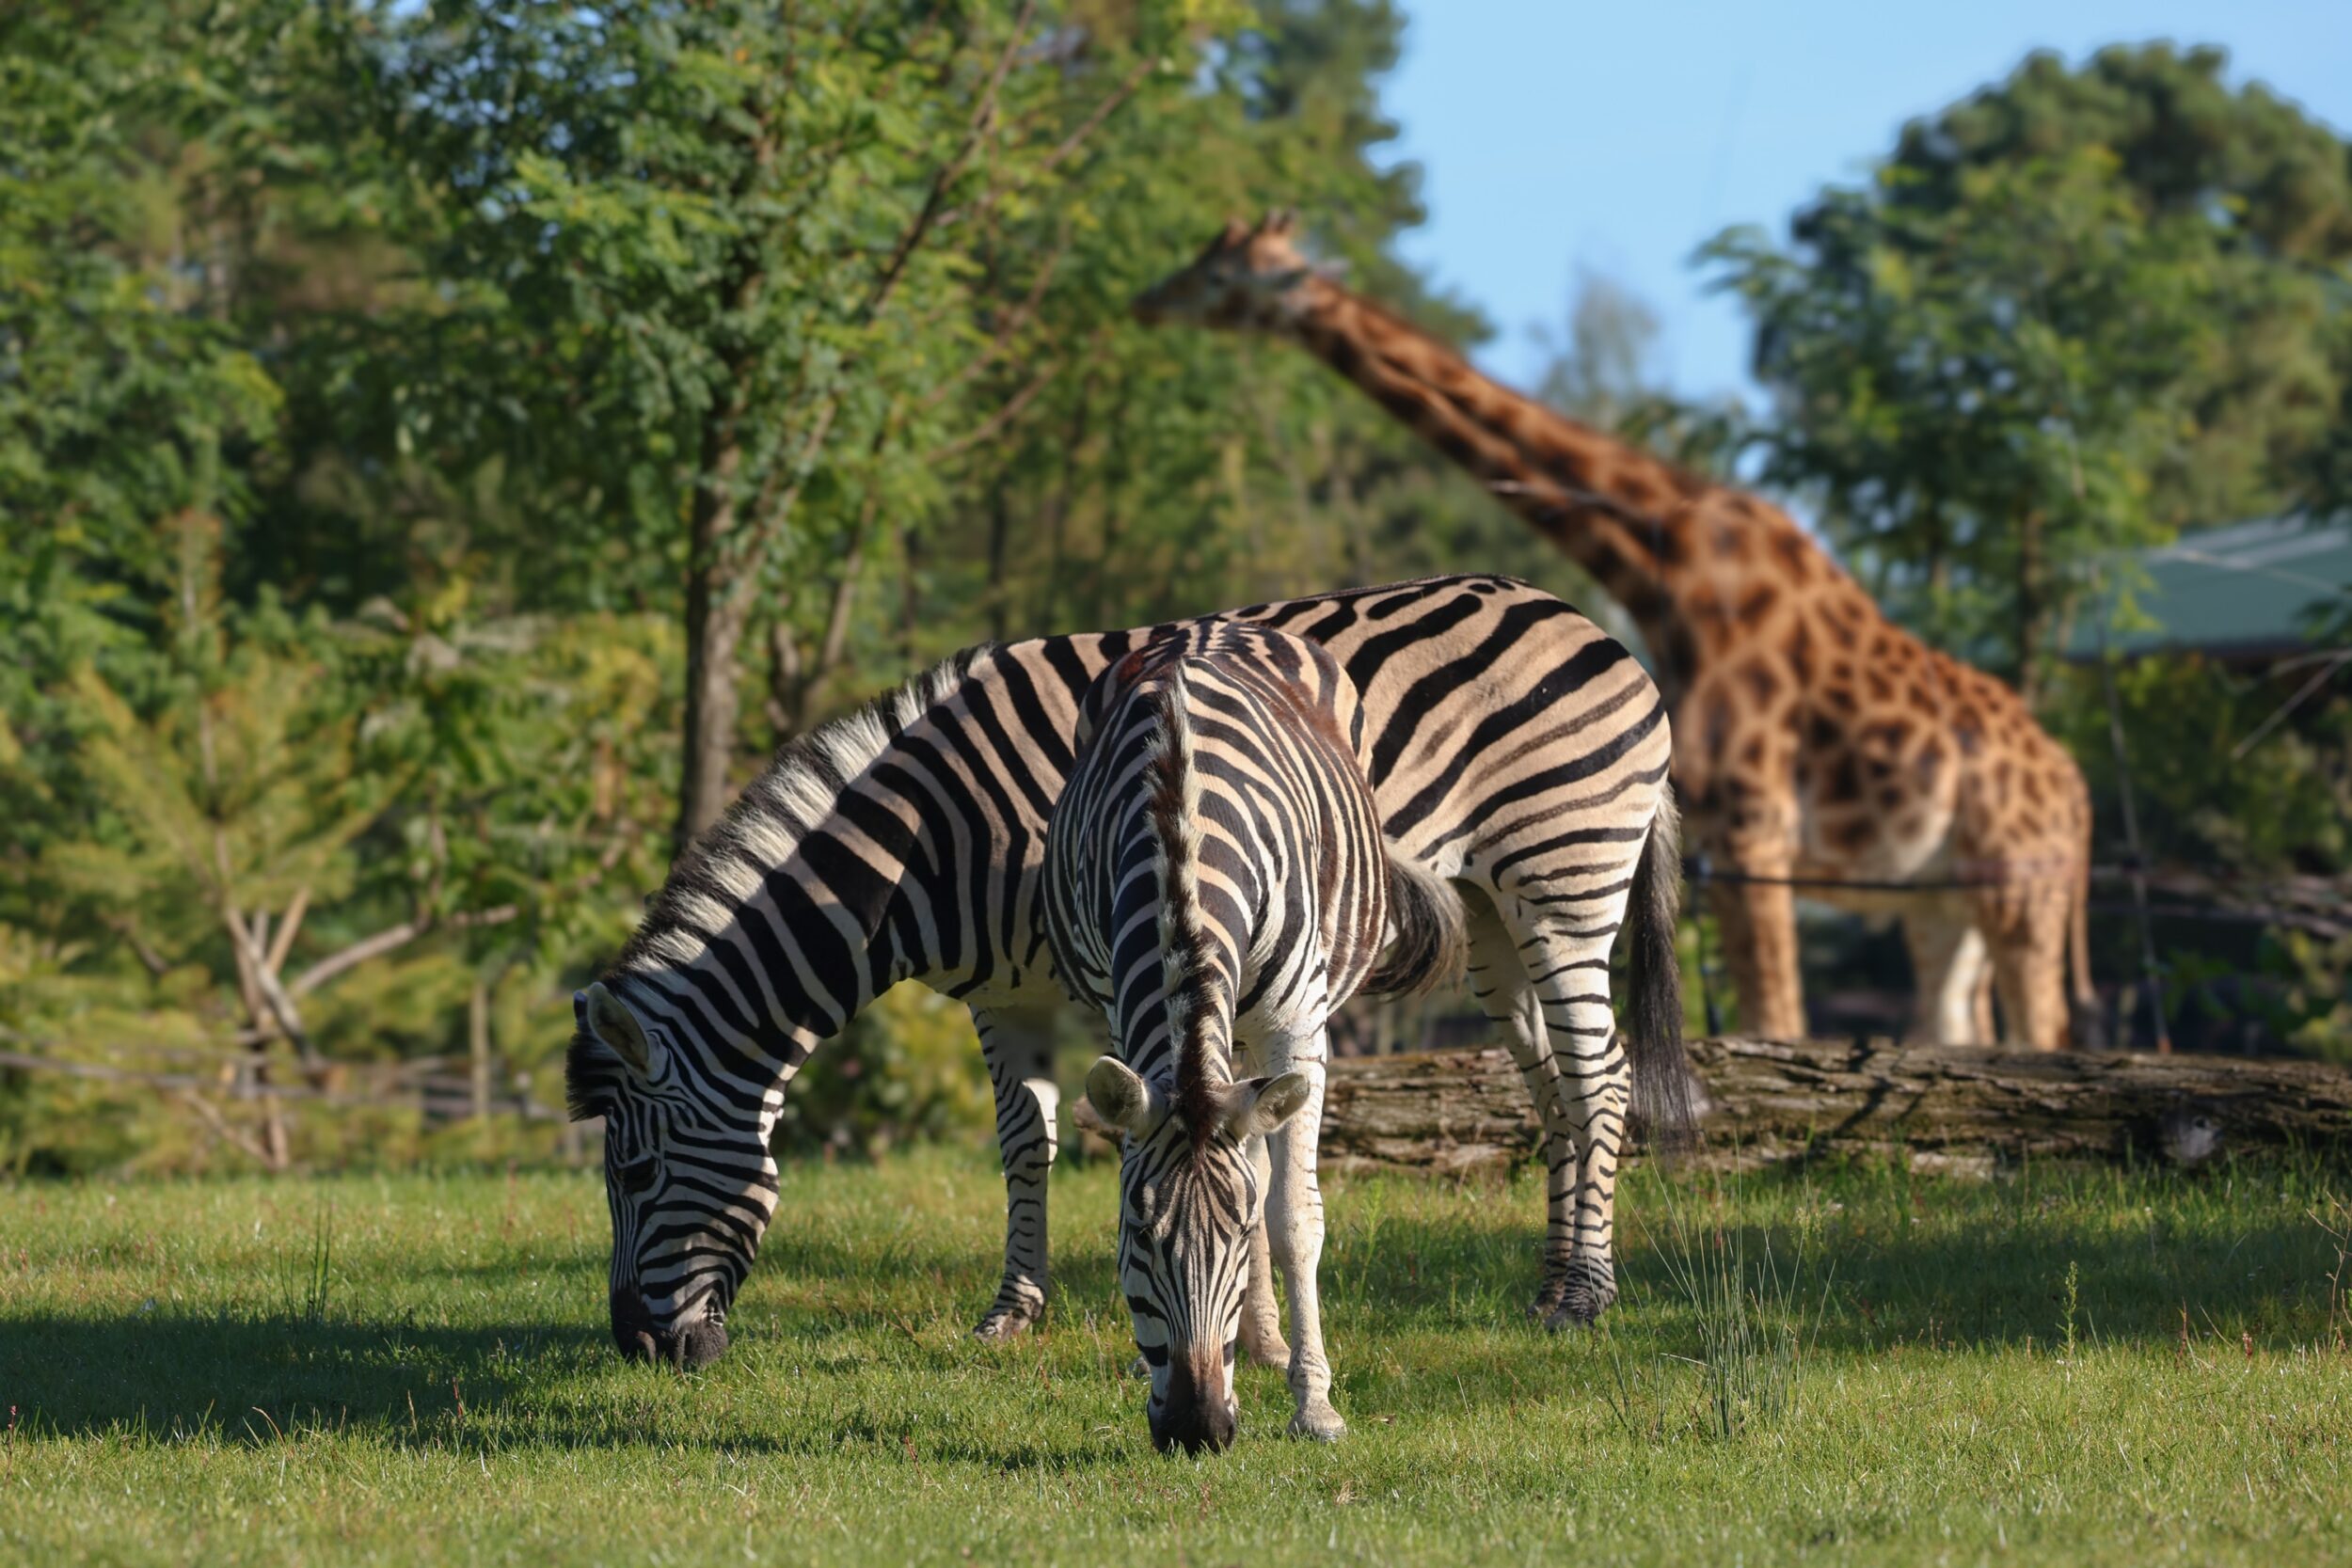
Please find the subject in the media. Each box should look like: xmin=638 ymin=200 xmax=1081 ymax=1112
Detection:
xmin=1043 ymin=623 xmax=1463 ymax=1451
xmin=564 ymin=574 xmax=1692 ymax=1370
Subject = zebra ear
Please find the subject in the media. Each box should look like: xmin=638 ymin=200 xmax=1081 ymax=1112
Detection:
xmin=580 ymin=983 xmax=651 ymax=1078
xmin=1224 ymin=1072 xmax=1311 ymax=1139
xmin=1084 ymin=1055 xmax=1152 ymax=1135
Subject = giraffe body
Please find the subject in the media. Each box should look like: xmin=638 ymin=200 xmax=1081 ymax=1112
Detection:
xmin=1136 ymin=215 xmax=2096 ymax=1048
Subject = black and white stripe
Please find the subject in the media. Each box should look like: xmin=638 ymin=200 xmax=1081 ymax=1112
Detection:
xmin=564 ymin=575 xmax=1691 ymax=1369
xmin=1044 ymin=625 xmax=1417 ymax=1451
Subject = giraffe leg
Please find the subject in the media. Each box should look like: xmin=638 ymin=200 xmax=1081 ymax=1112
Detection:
xmin=1985 ymin=886 xmax=2071 ymax=1052
xmin=1462 ymin=894 xmax=1577 ymax=1320
xmin=1706 ymin=847 xmax=1805 ymax=1041
xmin=1903 ymin=910 xmax=1992 ymax=1045
xmin=1263 ymin=1023 xmax=1343 ymax=1442
xmin=972 ymin=1006 xmax=1061 ymax=1341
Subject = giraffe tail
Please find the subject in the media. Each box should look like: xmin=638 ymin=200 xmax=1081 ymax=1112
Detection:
xmin=1625 ymin=784 xmax=1697 ymax=1152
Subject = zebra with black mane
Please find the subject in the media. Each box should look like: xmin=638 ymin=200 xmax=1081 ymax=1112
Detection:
xmin=564 ymin=575 xmax=1692 ymax=1373
xmin=1043 ymin=622 xmax=1462 ymax=1451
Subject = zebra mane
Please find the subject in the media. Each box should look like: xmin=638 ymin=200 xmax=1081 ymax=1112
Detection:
xmin=1143 ymin=666 xmax=1230 ymax=1145
xmin=613 ymin=645 xmax=991 ymax=979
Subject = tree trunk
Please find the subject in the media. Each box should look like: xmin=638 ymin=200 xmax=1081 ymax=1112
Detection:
xmin=2015 ymin=509 xmax=2047 ymax=707
xmin=676 ymin=431 xmax=750 ymax=854
xmin=469 ymin=978 xmax=492 ymax=1121
xmin=1318 ymin=1037 xmax=2352 ymax=1179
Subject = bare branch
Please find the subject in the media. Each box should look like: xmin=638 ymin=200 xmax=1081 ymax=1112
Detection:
xmin=176 ymin=1089 xmax=278 ymax=1169
xmin=285 ymin=903 xmax=522 ymax=1000
xmin=103 ymin=917 xmax=171 ymax=979
xmin=264 ymin=886 xmax=310 ymax=976
xmin=933 ymin=51 xmax=1162 ymax=234
xmin=226 ymin=911 xmax=321 ymax=1068
xmin=926 ymin=356 xmax=1061 ymax=464
xmin=860 ymin=0 xmax=1040 ymax=325
xmin=914 ymin=227 xmax=1071 ymax=413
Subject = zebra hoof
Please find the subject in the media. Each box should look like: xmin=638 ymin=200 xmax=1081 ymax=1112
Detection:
xmin=1287 ymin=1404 xmax=1347 ymax=1443
xmin=1542 ymin=1291 xmax=1614 ymax=1332
xmin=971 ymin=1307 xmax=1041 ymax=1343
xmin=1526 ymin=1281 xmax=1569 ymax=1323
xmin=1127 ymin=1354 xmax=1150 ymax=1379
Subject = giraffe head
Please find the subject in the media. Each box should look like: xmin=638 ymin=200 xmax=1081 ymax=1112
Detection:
xmin=1132 ymin=211 xmax=1325 ymax=331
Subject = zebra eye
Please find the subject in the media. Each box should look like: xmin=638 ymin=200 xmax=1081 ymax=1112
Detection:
xmin=614 ymin=1154 xmax=660 ymax=1195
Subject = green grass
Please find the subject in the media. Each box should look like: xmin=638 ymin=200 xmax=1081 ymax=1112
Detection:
xmin=4 ymin=1149 xmax=2350 ymax=1566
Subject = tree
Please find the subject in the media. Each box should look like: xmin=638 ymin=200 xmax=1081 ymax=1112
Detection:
xmin=1707 ymin=44 xmax=2352 ymax=697
xmin=1531 ymin=267 xmax=1754 ymax=483
xmin=353 ymin=2 xmax=1219 ymax=849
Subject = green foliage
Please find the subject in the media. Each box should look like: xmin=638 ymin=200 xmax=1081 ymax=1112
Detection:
xmin=6 ymin=0 xmax=1553 ymax=1168
xmin=1708 ymin=44 xmax=2352 ymax=692
xmin=8 ymin=13 xmax=2350 ymax=1170
xmin=2045 ymin=653 xmax=2352 ymax=1058
xmin=771 ymin=983 xmax=998 ymax=1159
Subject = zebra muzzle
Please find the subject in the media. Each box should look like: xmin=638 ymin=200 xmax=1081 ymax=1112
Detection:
xmin=611 ymin=1288 xmax=731 ymax=1371
xmin=1150 ymin=1345 xmax=1239 ymax=1455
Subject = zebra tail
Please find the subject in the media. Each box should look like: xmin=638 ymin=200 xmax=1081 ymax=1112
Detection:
xmin=1364 ymin=848 xmax=1469 ymax=997
xmin=1624 ymin=784 xmax=1698 ymax=1153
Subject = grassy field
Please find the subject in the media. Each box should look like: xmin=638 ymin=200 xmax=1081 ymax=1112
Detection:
xmin=4 ymin=1147 xmax=2350 ymax=1566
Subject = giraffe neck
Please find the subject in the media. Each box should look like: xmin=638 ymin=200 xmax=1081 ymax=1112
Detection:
xmin=1282 ymin=278 xmax=1815 ymax=689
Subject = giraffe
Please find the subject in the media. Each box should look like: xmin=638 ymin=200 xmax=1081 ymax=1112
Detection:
xmin=1134 ymin=214 xmax=2099 ymax=1049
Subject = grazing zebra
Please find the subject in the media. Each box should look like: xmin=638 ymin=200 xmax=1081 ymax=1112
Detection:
xmin=565 ymin=575 xmax=1691 ymax=1370
xmin=1043 ymin=624 xmax=1462 ymax=1451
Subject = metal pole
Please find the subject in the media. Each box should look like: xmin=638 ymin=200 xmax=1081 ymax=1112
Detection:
xmin=1690 ymin=855 xmax=1724 ymax=1037
xmin=2094 ymin=587 xmax=2172 ymax=1053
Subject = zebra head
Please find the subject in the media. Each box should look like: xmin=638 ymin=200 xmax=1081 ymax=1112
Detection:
xmin=567 ymin=981 xmax=777 ymax=1370
xmin=1085 ymin=1054 xmax=1310 ymax=1455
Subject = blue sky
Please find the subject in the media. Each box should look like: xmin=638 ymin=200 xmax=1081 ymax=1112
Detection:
xmin=1378 ymin=1 xmax=2352 ymax=403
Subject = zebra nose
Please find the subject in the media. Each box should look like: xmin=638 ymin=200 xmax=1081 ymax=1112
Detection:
xmin=1151 ymin=1349 xmax=1238 ymax=1455
xmin=609 ymin=1290 xmax=730 ymax=1370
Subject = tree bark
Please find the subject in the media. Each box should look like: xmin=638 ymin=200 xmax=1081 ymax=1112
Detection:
xmin=1318 ymin=1037 xmax=2352 ymax=1179
xmin=676 ymin=425 xmax=751 ymax=854
xmin=2015 ymin=509 xmax=2047 ymax=707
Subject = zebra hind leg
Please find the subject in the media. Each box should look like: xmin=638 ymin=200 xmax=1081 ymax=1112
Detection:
xmin=1525 ymin=930 xmax=1634 ymax=1331
xmin=1462 ymin=895 xmax=1577 ymax=1322
xmin=973 ymin=1008 xmax=1061 ymax=1342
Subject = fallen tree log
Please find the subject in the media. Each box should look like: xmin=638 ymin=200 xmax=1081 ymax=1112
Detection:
xmin=1319 ymin=1037 xmax=2352 ymax=1178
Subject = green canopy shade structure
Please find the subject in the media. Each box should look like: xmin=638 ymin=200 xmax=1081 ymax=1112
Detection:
xmin=2071 ymin=516 xmax=2352 ymax=665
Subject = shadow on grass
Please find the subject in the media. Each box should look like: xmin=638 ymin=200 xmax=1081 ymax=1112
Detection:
xmin=1317 ymin=1167 xmax=2347 ymax=1353
xmin=0 ymin=1311 xmax=580 ymax=1441
xmin=9 ymin=1161 xmax=2341 ymax=1459
xmin=0 ymin=1307 xmax=1148 ymax=1465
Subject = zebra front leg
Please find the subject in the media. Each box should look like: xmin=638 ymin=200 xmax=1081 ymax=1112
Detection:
xmin=1240 ymin=1134 xmax=1291 ymax=1369
xmin=974 ymin=1006 xmax=1061 ymax=1342
xmin=1264 ymin=1029 xmax=1343 ymax=1441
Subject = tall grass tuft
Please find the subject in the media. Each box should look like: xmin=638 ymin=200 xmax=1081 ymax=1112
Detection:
xmin=278 ymin=1203 xmax=335 ymax=1325
xmin=1605 ymin=1174 xmax=1822 ymax=1442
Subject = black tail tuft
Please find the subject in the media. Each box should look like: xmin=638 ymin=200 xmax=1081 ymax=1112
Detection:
xmin=1624 ymin=787 xmax=1697 ymax=1154
xmin=1364 ymin=847 xmax=1469 ymax=997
